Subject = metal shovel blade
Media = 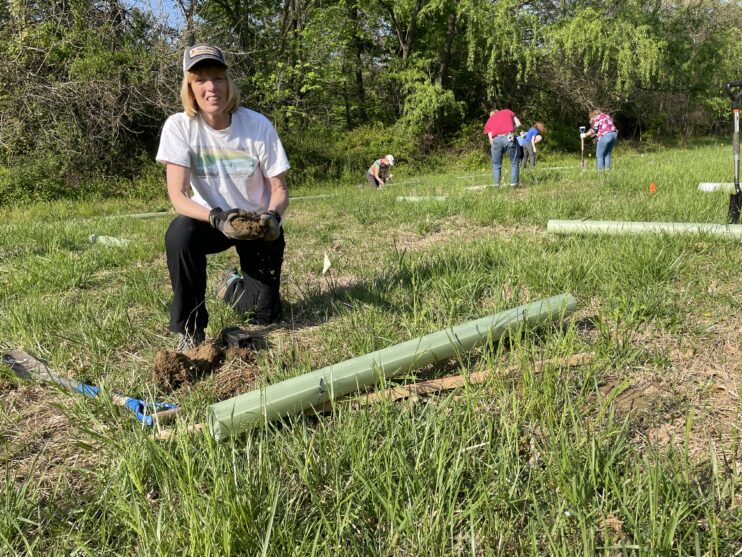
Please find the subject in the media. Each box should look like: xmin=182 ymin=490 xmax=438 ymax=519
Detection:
xmin=728 ymin=193 xmax=742 ymax=224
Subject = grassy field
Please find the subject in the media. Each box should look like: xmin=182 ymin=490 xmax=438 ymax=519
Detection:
xmin=2 ymin=143 xmax=742 ymax=555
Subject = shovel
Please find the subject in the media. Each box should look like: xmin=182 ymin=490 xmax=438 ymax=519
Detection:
xmin=3 ymin=349 xmax=179 ymax=426
xmin=579 ymin=126 xmax=586 ymax=171
xmin=726 ymin=80 xmax=742 ymax=223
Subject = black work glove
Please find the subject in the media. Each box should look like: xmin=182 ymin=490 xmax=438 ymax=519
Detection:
xmin=259 ymin=210 xmax=282 ymax=241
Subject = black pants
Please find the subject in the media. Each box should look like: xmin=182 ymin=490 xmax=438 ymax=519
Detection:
xmin=165 ymin=215 xmax=285 ymax=335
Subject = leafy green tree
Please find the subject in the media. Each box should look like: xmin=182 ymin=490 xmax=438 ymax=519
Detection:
xmin=0 ymin=0 xmax=178 ymax=187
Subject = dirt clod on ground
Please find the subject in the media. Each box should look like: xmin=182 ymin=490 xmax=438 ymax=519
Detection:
xmin=225 ymin=345 xmax=257 ymax=362
xmin=186 ymin=343 xmax=224 ymax=374
xmin=151 ymin=350 xmax=198 ymax=392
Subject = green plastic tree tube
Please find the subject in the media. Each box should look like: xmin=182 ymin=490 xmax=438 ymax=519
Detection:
xmin=547 ymin=220 xmax=742 ymax=239
xmin=207 ymin=294 xmax=577 ymax=441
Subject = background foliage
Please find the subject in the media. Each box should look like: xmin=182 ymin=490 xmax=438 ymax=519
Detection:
xmin=1 ymin=0 xmax=741 ymax=202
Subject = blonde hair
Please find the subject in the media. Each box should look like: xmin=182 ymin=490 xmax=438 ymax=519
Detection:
xmin=180 ymin=64 xmax=240 ymax=117
xmin=589 ymin=109 xmax=601 ymax=121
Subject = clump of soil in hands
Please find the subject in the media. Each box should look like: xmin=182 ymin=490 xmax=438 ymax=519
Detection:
xmin=231 ymin=215 xmax=266 ymax=238
xmin=151 ymin=350 xmax=198 ymax=392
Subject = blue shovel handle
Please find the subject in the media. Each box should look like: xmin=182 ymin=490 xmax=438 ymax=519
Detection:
xmin=75 ymin=382 xmax=179 ymax=427
xmin=122 ymin=398 xmax=179 ymax=426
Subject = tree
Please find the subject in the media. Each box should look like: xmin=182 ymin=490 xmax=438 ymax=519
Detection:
xmin=0 ymin=0 xmax=179 ymax=182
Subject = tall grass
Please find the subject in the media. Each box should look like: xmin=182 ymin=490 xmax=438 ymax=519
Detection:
xmin=1 ymin=143 xmax=741 ymax=554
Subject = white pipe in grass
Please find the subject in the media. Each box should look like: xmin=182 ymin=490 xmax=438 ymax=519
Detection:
xmin=547 ymin=219 xmax=742 ymax=239
xmin=103 ymin=211 xmax=170 ymax=220
xmin=292 ymin=194 xmax=335 ymax=201
xmin=396 ymin=196 xmax=448 ymax=201
xmin=698 ymin=183 xmax=735 ymax=192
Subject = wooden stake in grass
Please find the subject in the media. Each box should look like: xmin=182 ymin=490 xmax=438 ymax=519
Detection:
xmin=313 ymin=352 xmax=595 ymax=411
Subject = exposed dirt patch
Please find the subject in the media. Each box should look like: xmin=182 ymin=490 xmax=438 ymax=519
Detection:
xmin=151 ymin=349 xmax=198 ymax=392
xmin=599 ymin=380 xmax=661 ymax=417
xmin=592 ymin=314 xmax=742 ymax=464
xmin=210 ymin=348 xmax=261 ymax=400
xmin=226 ymin=345 xmax=257 ymax=362
xmin=148 ymin=339 xmax=263 ymax=400
xmin=392 ymin=217 xmax=544 ymax=253
xmin=186 ymin=343 xmax=224 ymax=374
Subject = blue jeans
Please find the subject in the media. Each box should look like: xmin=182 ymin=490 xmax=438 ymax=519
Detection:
xmin=490 ymin=135 xmax=520 ymax=186
xmin=596 ymin=132 xmax=617 ymax=170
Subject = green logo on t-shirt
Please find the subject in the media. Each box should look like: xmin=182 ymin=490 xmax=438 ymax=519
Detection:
xmin=193 ymin=148 xmax=255 ymax=178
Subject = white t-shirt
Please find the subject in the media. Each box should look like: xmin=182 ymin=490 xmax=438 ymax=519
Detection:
xmin=156 ymin=107 xmax=291 ymax=213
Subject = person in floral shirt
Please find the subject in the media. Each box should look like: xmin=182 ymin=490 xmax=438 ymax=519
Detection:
xmin=581 ymin=110 xmax=618 ymax=170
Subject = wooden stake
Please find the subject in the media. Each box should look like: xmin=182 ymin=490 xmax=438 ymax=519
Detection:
xmin=153 ymin=422 xmax=206 ymax=441
xmin=311 ymin=352 xmax=594 ymax=411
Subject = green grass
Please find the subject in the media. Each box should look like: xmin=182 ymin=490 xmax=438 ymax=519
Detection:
xmin=2 ymin=143 xmax=742 ymax=554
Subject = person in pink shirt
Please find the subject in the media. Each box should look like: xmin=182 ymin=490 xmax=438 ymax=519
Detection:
xmin=484 ymin=108 xmax=522 ymax=186
xmin=581 ymin=109 xmax=618 ymax=170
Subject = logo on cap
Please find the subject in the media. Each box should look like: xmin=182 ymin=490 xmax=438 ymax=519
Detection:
xmin=183 ymin=44 xmax=227 ymax=72
xmin=189 ymin=46 xmax=219 ymax=58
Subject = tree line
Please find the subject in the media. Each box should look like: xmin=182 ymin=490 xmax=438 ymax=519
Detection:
xmin=1 ymin=0 xmax=741 ymax=201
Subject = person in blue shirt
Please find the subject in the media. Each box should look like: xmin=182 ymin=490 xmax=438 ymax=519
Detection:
xmin=520 ymin=121 xmax=545 ymax=169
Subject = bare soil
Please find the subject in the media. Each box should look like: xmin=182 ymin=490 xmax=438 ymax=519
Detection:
xmin=186 ymin=343 xmax=224 ymax=374
xmin=210 ymin=346 xmax=261 ymax=400
xmin=151 ymin=349 xmax=198 ymax=392
xmin=150 ymin=341 xmax=262 ymax=399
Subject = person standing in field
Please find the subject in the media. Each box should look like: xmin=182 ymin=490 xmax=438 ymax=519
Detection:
xmin=366 ymin=154 xmax=395 ymax=189
xmin=520 ymin=121 xmax=545 ymax=169
xmin=484 ymin=108 xmax=522 ymax=187
xmin=156 ymin=44 xmax=290 ymax=352
xmin=581 ymin=109 xmax=618 ymax=170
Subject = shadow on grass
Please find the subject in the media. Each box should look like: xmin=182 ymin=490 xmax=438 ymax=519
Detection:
xmin=281 ymin=246 xmax=505 ymax=329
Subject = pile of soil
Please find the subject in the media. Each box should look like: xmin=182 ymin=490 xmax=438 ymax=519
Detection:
xmin=151 ymin=341 xmax=260 ymax=396
xmin=151 ymin=350 xmax=198 ymax=392
xmin=187 ymin=343 xmax=224 ymax=374
xmin=225 ymin=345 xmax=256 ymax=362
